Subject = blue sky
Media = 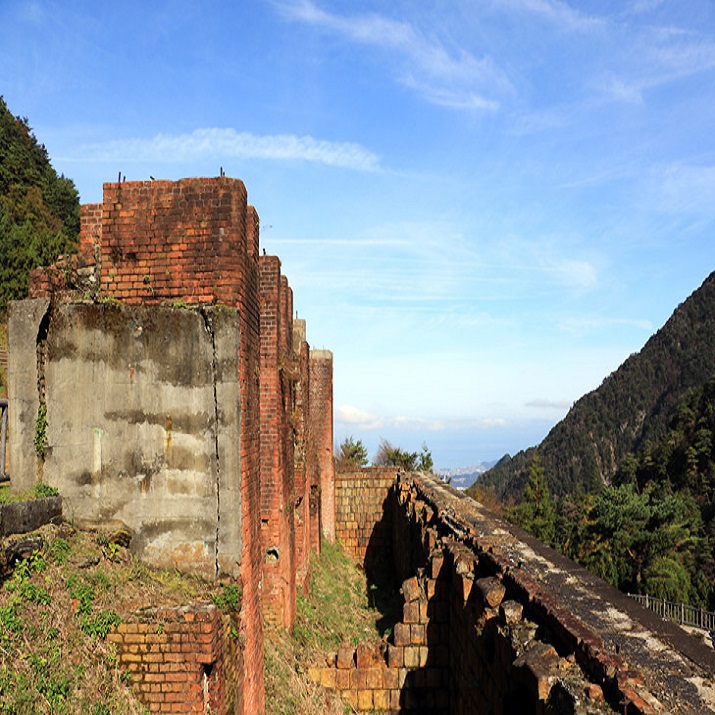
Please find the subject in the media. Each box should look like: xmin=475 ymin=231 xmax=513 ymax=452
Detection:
xmin=2 ymin=1 xmax=714 ymax=468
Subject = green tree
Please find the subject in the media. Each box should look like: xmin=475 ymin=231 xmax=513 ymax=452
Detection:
xmin=335 ymin=436 xmax=369 ymax=470
xmin=507 ymin=456 xmax=556 ymax=544
xmin=0 ymin=96 xmax=79 ymax=315
xmin=373 ymin=439 xmax=433 ymax=473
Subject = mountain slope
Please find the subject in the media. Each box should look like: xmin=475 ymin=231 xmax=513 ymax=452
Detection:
xmin=476 ymin=270 xmax=715 ymax=501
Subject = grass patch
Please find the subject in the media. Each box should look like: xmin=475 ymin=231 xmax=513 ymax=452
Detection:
xmin=0 ymin=523 xmax=220 ymax=714
xmin=0 ymin=482 xmax=59 ymax=504
xmin=265 ymin=538 xmax=399 ymax=714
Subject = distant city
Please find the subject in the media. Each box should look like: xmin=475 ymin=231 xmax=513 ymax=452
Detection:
xmin=434 ymin=462 xmax=497 ymax=490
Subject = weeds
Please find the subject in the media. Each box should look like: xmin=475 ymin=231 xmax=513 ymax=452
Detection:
xmin=213 ymin=582 xmax=242 ymax=613
xmin=0 ymin=482 xmax=59 ymax=504
xmin=34 ymin=404 xmax=48 ymax=460
xmin=0 ymin=523 xmax=219 ymax=714
xmin=265 ymin=538 xmax=395 ymax=715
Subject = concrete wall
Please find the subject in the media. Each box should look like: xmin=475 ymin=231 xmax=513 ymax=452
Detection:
xmin=9 ymin=301 xmax=242 ymax=580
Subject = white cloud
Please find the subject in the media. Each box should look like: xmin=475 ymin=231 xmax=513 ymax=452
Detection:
xmin=494 ymin=0 xmax=603 ymax=31
xmin=272 ymin=0 xmax=509 ymax=111
xmin=525 ymin=398 xmax=572 ymax=409
xmin=63 ymin=128 xmax=380 ymax=171
xmin=336 ymin=405 xmax=512 ymax=433
xmin=543 ymin=257 xmax=598 ymax=289
xmin=336 ymin=405 xmax=385 ymax=430
xmin=646 ymin=162 xmax=715 ymax=215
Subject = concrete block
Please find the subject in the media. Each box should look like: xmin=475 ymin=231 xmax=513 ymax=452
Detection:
xmin=0 ymin=495 xmax=62 ymax=536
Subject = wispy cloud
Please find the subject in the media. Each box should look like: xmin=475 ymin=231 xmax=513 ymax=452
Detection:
xmin=594 ymin=21 xmax=715 ymax=104
xmin=525 ymin=398 xmax=572 ymax=410
xmin=644 ymin=162 xmax=715 ymax=215
xmin=497 ymin=237 xmax=599 ymax=291
xmin=63 ymin=128 xmax=380 ymax=171
xmin=542 ymin=256 xmax=598 ymax=290
xmin=271 ymin=0 xmax=509 ymax=111
xmin=494 ymin=0 xmax=603 ymax=31
xmin=336 ymin=405 xmax=511 ymax=433
xmin=336 ymin=405 xmax=446 ymax=432
xmin=556 ymin=316 xmax=653 ymax=336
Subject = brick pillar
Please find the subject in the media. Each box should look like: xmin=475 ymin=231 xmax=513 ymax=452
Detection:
xmin=292 ymin=319 xmax=311 ymax=592
xmin=278 ymin=276 xmax=296 ymax=624
xmin=259 ymin=256 xmax=296 ymax=628
xmin=239 ymin=205 xmax=264 ymax=714
xmin=309 ymin=350 xmax=335 ymax=543
xmin=79 ymin=202 xmax=102 ymax=253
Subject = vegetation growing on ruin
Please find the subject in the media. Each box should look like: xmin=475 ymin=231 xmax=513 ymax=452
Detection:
xmin=0 ymin=523 xmax=219 ymax=714
xmin=0 ymin=482 xmax=58 ymax=504
xmin=0 ymin=96 xmax=80 ymax=316
xmin=265 ymin=538 xmax=394 ymax=715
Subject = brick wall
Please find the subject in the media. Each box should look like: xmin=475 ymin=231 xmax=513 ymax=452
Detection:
xmin=107 ymin=603 xmax=242 ymax=714
xmin=309 ymin=570 xmax=449 ymax=712
xmin=234 ymin=204 xmax=263 ymax=715
xmin=335 ymin=467 xmax=397 ymax=582
xmin=309 ymin=350 xmax=334 ymax=542
xmin=16 ymin=176 xmax=336 ymax=715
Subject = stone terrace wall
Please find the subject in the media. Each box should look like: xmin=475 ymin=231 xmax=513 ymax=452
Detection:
xmin=335 ymin=467 xmax=396 ymax=581
xmin=107 ymin=603 xmax=242 ymax=714
xmin=317 ymin=472 xmax=715 ymax=714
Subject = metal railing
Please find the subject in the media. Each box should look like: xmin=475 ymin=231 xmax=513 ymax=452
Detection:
xmin=0 ymin=398 xmax=7 ymax=478
xmin=628 ymin=593 xmax=715 ymax=632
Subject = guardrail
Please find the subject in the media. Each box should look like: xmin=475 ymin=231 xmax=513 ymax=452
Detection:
xmin=629 ymin=592 xmax=715 ymax=632
xmin=0 ymin=398 xmax=7 ymax=478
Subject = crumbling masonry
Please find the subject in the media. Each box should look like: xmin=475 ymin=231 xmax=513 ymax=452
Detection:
xmin=8 ymin=177 xmax=334 ymax=714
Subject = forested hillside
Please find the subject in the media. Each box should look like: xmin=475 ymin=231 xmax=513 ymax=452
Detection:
xmin=489 ymin=376 xmax=715 ymax=607
xmin=0 ymin=96 xmax=80 ymax=316
xmin=469 ymin=271 xmax=715 ymax=607
xmin=476 ymin=269 xmax=715 ymax=502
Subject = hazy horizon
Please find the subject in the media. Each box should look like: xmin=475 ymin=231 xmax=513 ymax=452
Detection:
xmin=2 ymin=2 xmax=714 ymax=468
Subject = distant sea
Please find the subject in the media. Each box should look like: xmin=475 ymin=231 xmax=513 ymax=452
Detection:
xmin=434 ymin=462 xmax=497 ymax=490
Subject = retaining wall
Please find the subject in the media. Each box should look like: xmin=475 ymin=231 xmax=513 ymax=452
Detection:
xmin=335 ymin=467 xmax=396 ymax=582
xmin=327 ymin=471 xmax=715 ymax=714
xmin=107 ymin=603 xmax=242 ymax=714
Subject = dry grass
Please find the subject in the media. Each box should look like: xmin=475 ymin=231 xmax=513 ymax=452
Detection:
xmin=264 ymin=538 xmax=399 ymax=715
xmin=0 ymin=523 xmax=394 ymax=715
xmin=0 ymin=522 xmax=217 ymax=715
